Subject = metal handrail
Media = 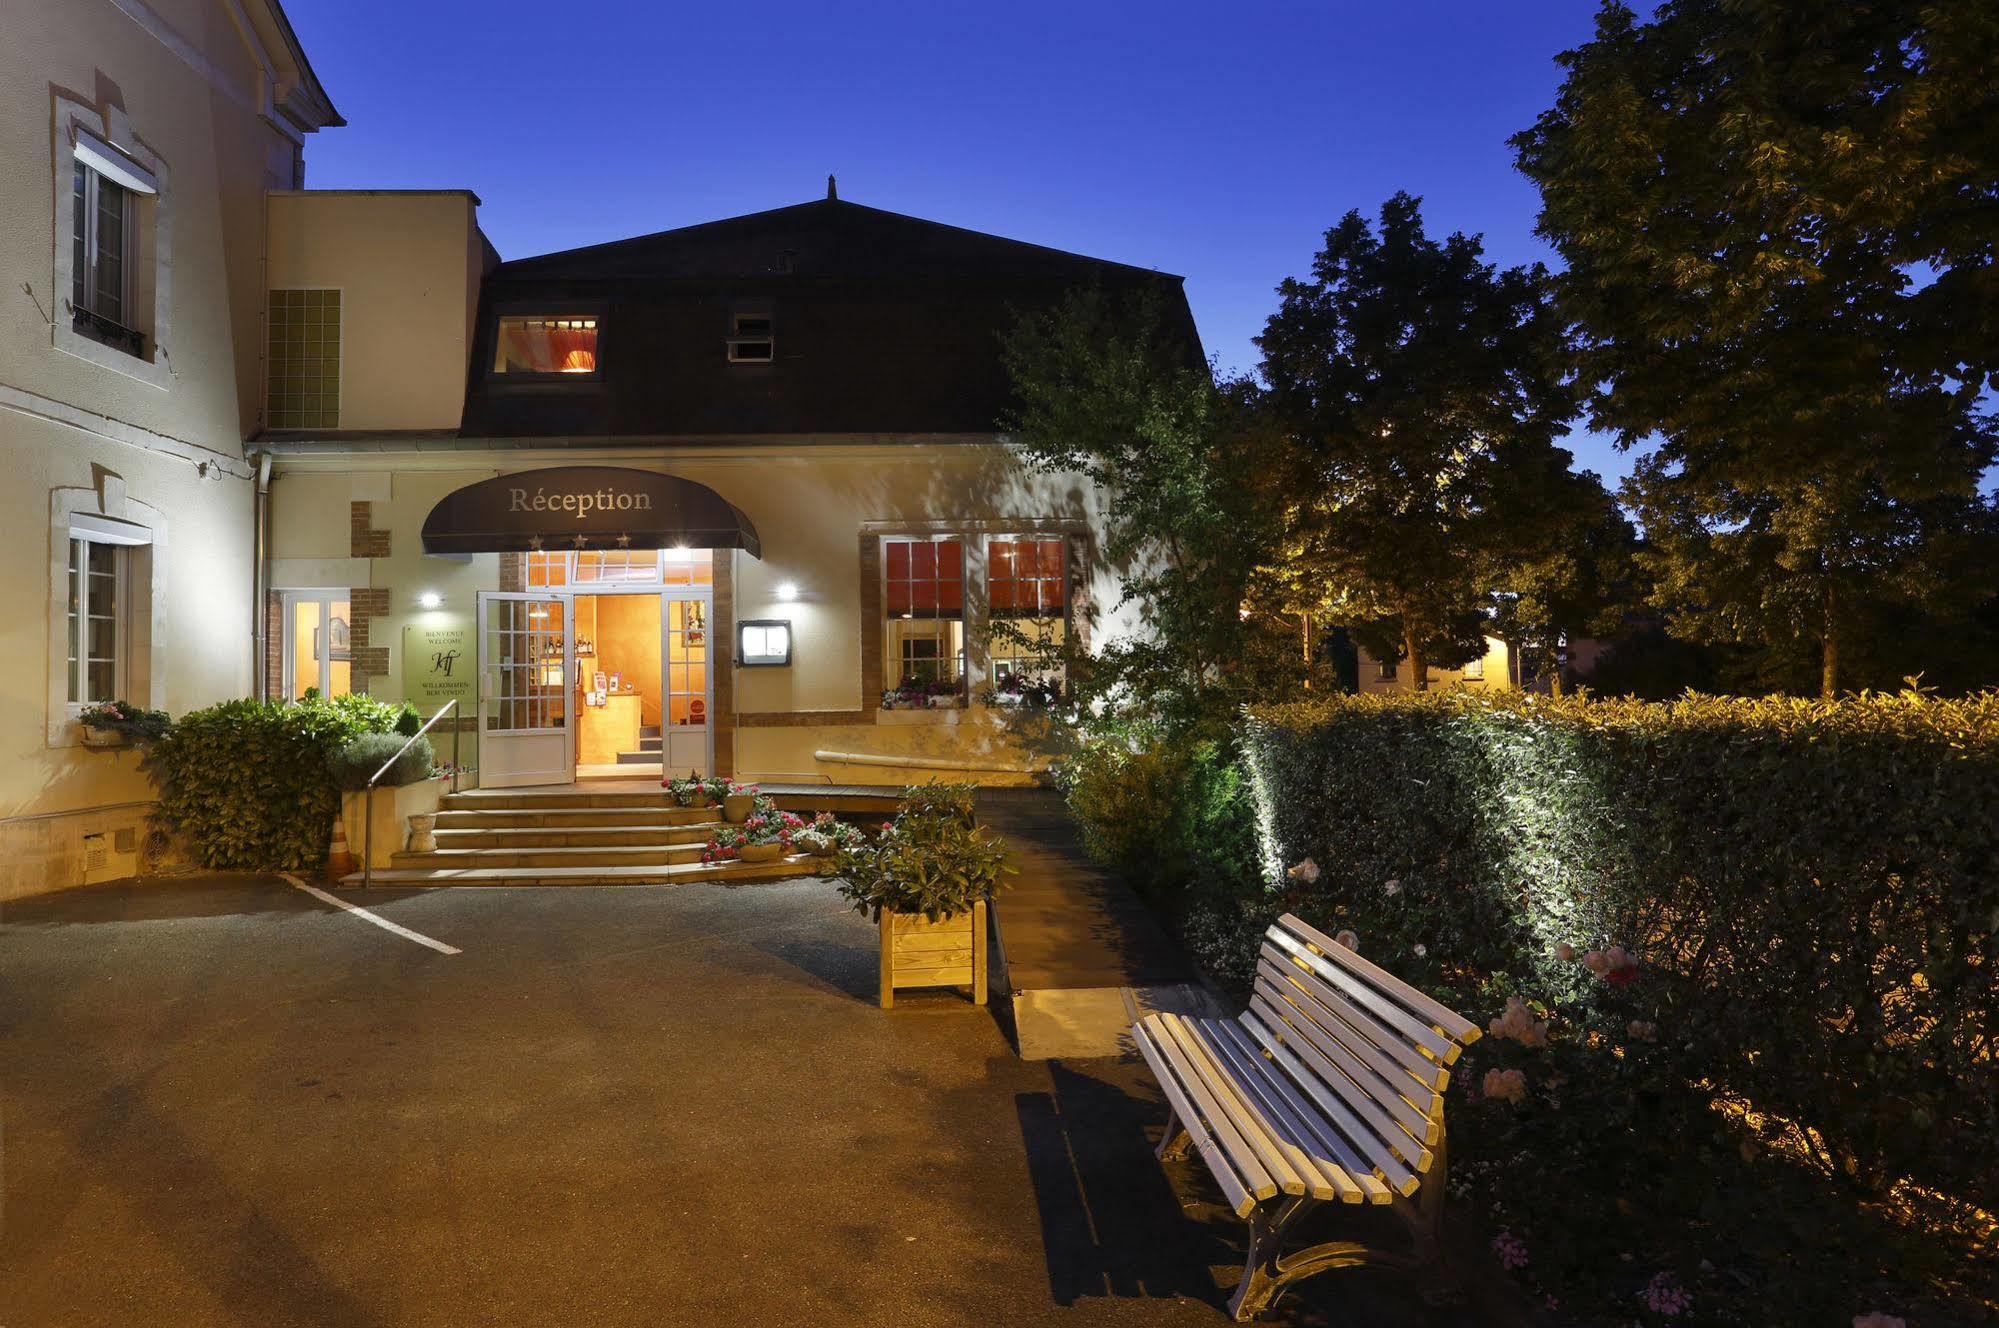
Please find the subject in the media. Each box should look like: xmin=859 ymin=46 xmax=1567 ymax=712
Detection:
xmin=362 ymin=699 xmax=461 ymax=889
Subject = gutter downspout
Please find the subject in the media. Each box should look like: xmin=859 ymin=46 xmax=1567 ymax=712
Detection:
xmin=252 ymin=451 xmax=273 ymax=699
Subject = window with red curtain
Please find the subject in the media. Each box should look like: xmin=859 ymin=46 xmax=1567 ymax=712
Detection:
xmin=883 ymin=537 xmax=965 ymax=694
xmin=986 ymin=538 xmax=1065 ymax=618
xmin=493 ymin=316 xmax=598 ymax=374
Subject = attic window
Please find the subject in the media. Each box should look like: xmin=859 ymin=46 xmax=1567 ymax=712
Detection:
xmin=727 ymin=311 xmax=773 ymax=363
xmin=493 ymin=316 xmax=598 ymax=374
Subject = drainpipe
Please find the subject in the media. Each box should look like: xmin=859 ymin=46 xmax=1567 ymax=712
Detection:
xmin=252 ymin=451 xmax=273 ymax=700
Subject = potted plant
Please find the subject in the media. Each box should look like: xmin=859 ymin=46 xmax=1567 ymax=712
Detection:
xmin=664 ymin=771 xmax=725 ymax=807
xmin=721 ymin=780 xmax=758 ymax=823
xmin=792 ymin=812 xmax=864 ymax=867
xmin=704 ymin=807 xmax=805 ymax=864
xmin=77 ymin=699 xmax=171 ymax=748
xmin=833 ymin=784 xmax=1011 ymax=1008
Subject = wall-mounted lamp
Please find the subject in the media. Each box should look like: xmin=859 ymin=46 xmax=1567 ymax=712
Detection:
xmin=775 ymin=581 xmax=799 ymax=602
xmin=417 ymin=591 xmax=443 ymax=610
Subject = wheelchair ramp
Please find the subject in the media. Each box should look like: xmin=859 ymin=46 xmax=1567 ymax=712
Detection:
xmin=976 ymin=791 xmax=1222 ymax=1059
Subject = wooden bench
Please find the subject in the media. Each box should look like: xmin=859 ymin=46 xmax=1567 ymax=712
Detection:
xmin=1132 ymin=913 xmax=1481 ymax=1320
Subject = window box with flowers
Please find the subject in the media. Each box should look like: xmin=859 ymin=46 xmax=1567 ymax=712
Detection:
xmin=76 ymin=699 xmax=171 ymax=749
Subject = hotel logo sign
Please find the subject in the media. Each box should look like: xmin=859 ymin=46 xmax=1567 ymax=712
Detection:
xmin=403 ymin=622 xmax=475 ymax=712
xmin=420 ymin=464 xmax=762 ymax=557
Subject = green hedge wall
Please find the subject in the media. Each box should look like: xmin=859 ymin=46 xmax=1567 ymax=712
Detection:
xmin=1230 ymin=690 xmax=1998 ymax=1320
xmin=146 ymin=694 xmax=402 ymax=870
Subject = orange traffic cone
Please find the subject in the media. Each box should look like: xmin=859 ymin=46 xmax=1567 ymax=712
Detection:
xmin=325 ymin=812 xmax=357 ymax=881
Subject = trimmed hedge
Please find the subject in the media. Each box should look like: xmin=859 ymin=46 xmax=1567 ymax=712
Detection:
xmin=146 ymin=694 xmax=402 ymax=869
xmin=1234 ymin=690 xmax=1998 ymax=1321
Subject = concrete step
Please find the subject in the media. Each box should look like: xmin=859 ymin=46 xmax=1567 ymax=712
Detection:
xmin=435 ymin=805 xmax=718 ymax=829
xmin=344 ymin=855 xmax=824 ymax=888
xmin=442 ymin=790 xmax=681 ymax=811
xmin=639 ymin=724 xmax=661 ymax=739
xmin=432 ymin=823 xmax=717 ymax=848
xmin=391 ymin=843 xmax=710 ymax=869
xmin=614 ymin=749 xmax=659 ymax=764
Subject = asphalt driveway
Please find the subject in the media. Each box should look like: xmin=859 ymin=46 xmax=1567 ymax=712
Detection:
xmin=0 ymin=875 xmax=1461 ymax=1327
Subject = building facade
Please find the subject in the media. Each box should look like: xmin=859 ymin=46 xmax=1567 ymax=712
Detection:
xmin=0 ymin=0 xmax=337 ymax=896
xmin=260 ymin=190 xmax=1194 ymax=790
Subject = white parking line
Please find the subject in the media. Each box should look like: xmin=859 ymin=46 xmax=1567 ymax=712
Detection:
xmin=281 ymin=875 xmax=462 ymax=955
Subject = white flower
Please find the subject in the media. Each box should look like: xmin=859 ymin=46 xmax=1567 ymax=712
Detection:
xmin=1412 ymin=943 xmax=1427 ymax=957
xmin=1334 ymin=929 xmax=1359 ymax=951
xmin=1382 ymin=878 xmax=1402 ymax=895
xmin=1286 ymin=857 xmax=1321 ymax=884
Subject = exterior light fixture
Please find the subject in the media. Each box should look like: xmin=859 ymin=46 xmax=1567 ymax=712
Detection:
xmin=417 ymin=591 xmax=443 ymax=610
xmin=775 ymin=581 xmax=798 ymax=602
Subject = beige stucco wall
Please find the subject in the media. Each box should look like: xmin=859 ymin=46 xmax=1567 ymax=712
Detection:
xmin=265 ymin=191 xmax=484 ymax=431
xmin=269 ymin=443 xmax=1137 ymax=787
xmin=0 ymin=0 xmax=331 ymax=898
xmin=1355 ymin=637 xmax=1518 ymax=694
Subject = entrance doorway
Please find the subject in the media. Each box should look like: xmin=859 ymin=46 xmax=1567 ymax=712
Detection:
xmin=477 ymin=572 xmax=713 ymax=788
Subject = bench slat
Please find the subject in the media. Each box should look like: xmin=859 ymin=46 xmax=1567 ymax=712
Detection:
xmin=1267 ymin=928 xmax=1462 ymax=1065
xmin=1155 ymin=1013 xmax=1316 ymax=1199
xmin=1254 ymin=975 xmax=1441 ymax=1146
xmin=1249 ymin=995 xmax=1435 ymax=1174
xmin=1133 ymin=1021 xmax=1259 ymax=1218
xmin=1163 ymin=1013 xmax=1355 ymax=1202
xmin=1241 ymin=1008 xmax=1422 ymax=1198
xmin=1137 ymin=1016 xmax=1284 ymax=1205
xmin=1279 ymin=914 xmax=1482 ymax=1045
xmin=1196 ymin=1018 xmax=1379 ymax=1204
xmin=1258 ymin=946 xmax=1452 ymax=1094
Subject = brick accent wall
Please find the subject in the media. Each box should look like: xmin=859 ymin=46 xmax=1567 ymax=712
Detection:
xmin=263 ymin=590 xmax=284 ymax=699
xmin=713 ymin=550 xmax=734 ymax=777
xmin=347 ymin=586 xmax=391 ymax=693
xmin=498 ymin=551 xmax=524 ymax=592
xmin=349 ymin=502 xmax=390 ymax=559
xmin=859 ymin=533 xmax=883 ymax=715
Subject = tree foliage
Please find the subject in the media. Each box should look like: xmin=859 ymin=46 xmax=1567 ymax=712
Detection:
xmin=1514 ymin=1 xmax=1999 ymax=695
xmin=1256 ymin=193 xmax=1628 ymax=688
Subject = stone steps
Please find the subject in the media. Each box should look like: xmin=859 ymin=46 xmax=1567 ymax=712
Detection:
xmin=432 ymin=823 xmax=717 ymax=848
xmin=433 ymin=806 xmax=717 ymax=830
xmin=391 ymin=843 xmax=709 ymax=870
xmin=345 ymin=856 xmax=823 ymax=889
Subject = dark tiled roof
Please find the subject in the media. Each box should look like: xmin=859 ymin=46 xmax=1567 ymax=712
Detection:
xmin=460 ymin=197 xmax=1200 ymax=439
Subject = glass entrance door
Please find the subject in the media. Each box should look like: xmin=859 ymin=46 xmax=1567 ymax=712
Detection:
xmin=477 ymin=591 xmax=574 ymax=787
xmin=661 ymin=593 xmax=712 ymax=775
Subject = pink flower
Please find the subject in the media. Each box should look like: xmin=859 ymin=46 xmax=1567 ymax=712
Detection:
xmin=1481 ymin=1067 xmax=1527 ymax=1104
xmin=1382 ymin=878 xmax=1401 ymax=895
xmin=1334 ymin=929 xmax=1359 ymax=951
xmin=1555 ymin=942 xmax=1575 ymax=962
xmin=1583 ymin=945 xmax=1640 ymax=983
xmin=1286 ymin=858 xmax=1321 ymax=884
xmin=1412 ymin=943 xmax=1427 ymax=958
xmin=1490 ymin=1230 xmax=1529 ymax=1270
xmin=1487 ymin=997 xmax=1549 ymax=1048
xmin=1627 ymin=1019 xmax=1658 ymax=1043
xmin=1853 ymin=1315 xmax=1907 ymax=1328
xmin=1638 ymin=1271 xmax=1691 ymax=1317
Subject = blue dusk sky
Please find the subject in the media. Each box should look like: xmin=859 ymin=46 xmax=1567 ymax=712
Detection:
xmin=291 ymin=0 xmax=1631 ymax=483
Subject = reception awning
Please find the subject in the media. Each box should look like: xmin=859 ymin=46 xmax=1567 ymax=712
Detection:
xmin=420 ymin=466 xmax=761 ymax=557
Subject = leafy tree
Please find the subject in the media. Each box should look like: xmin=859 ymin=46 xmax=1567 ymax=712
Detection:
xmin=1000 ymin=287 xmax=1293 ymax=735
xmin=1514 ymin=1 xmax=1999 ymax=696
xmin=1256 ymin=193 xmax=1612 ymax=689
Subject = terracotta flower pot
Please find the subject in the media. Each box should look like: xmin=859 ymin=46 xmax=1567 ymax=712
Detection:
xmin=738 ymin=842 xmax=783 ymax=863
xmin=723 ymin=792 xmax=754 ymax=822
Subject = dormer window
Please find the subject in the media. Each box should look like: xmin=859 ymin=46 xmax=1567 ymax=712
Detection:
xmin=493 ymin=316 xmax=598 ymax=374
xmin=727 ymin=310 xmax=774 ymax=363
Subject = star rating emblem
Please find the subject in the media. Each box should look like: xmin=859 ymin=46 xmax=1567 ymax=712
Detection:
xmin=572 ymin=533 xmax=589 ymax=550
xmin=527 ymin=534 xmax=544 ymax=552
xmin=615 ymin=533 xmax=632 ymax=549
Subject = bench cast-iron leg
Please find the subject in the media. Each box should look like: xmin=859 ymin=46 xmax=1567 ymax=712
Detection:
xmin=1156 ymin=1103 xmax=1192 ymax=1162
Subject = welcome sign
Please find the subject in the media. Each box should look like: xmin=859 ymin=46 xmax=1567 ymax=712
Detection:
xmin=403 ymin=621 xmax=475 ymax=713
xmin=419 ymin=465 xmax=761 ymax=556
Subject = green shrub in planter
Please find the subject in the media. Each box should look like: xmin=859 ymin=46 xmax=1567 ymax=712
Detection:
xmin=897 ymin=780 xmax=977 ymax=827
xmin=393 ymin=703 xmax=423 ymax=737
xmin=144 ymin=694 xmax=405 ymax=870
xmin=327 ymin=732 xmax=435 ymax=791
xmin=833 ymin=799 xmax=1012 ymax=921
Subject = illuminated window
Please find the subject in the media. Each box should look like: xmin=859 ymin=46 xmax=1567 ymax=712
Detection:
xmin=493 ymin=316 xmax=598 ymax=374
xmin=281 ymin=590 xmax=353 ymax=699
xmin=1461 ymin=654 xmax=1485 ymax=681
xmin=1377 ymin=655 xmax=1398 ymax=681
xmin=882 ymin=537 xmax=965 ymax=697
xmin=986 ymin=536 xmax=1067 ymax=695
xmin=727 ymin=309 xmax=774 ymax=363
xmin=525 ymin=548 xmax=712 ymax=587
xmin=267 ymin=290 xmax=341 ymax=429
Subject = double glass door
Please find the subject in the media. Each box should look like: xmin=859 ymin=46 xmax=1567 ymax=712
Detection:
xmin=477 ymin=589 xmax=711 ymax=787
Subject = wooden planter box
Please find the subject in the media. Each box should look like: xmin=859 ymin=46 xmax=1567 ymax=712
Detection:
xmin=878 ymin=901 xmax=987 ymax=1009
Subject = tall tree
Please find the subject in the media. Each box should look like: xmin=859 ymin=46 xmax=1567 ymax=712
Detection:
xmin=1001 ymin=288 xmax=1293 ymax=733
xmin=1514 ymin=1 xmax=1999 ymax=696
xmin=1256 ymin=193 xmax=1603 ymax=690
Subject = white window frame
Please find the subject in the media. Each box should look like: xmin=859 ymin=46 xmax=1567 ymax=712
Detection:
xmin=1377 ymin=654 xmax=1398 ymax=681
xmin=880 ymin=534 xmax=968 ymax=699
xmin=1461 ymin=654 xmax=1485 ymax=681
xmin=66 ymin=536 xmax=129 ymax=707
xmin=280 ymin=589 xmax=354 ymax=699
xmin=49 ymin=492 xmax=165 ymax=745
xmin=52 ymin=101 xmax=169 ymax=386
xmin=72 ymin=162 xmax=132 ymax=327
